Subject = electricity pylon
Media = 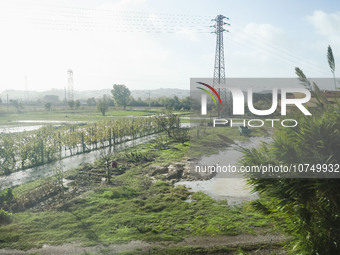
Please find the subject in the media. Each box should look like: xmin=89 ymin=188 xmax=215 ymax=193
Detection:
xmin=212 ymin=15 xmax=230 ymax=117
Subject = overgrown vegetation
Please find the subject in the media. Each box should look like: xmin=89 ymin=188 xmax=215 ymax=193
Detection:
xmin=0 ymin=139 xmax=273 ymax=251
xmin=241 ymin=51 xmax=340 ymax=255
xmin=190 ymin=125 xmax=269 ymax=157
xmin=0 ymin=117 xmax=167 ymax=175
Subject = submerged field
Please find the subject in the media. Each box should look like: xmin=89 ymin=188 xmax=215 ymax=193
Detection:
xmin=0 ymin=108 xmax=285 ymax=254
xmin=0 ymin=106 xmax=174 ymax=125
xmin=0 ymin=140 xmax=284 ymax=254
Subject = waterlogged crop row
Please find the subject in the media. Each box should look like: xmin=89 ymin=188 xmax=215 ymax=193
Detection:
xmin=0 ymin=118 xmax=162 ymax=175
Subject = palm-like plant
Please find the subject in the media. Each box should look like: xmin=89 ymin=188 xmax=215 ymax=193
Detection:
xmin=328 ymin=45 xmax=337 ymax=92
xmin=295 ymin=67 xmax=329 ymax=109
xmin=242 ymin=107 xmax=340 ymax=254
xmin=328 ymin=45 xmax=335 ymax=73
xmin=242 ymin=51 xmax=340 ymax=254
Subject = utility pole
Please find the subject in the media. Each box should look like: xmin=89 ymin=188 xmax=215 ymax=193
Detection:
xmin=67 ymin=69 xmax=74 ymax=102
xmin=148 ymin=91 xmax=151 ymax=107
xmin=212 ymin=15 xmax=230 ymax=118
xmin=24 ymin=75 xmax=29 ymax=102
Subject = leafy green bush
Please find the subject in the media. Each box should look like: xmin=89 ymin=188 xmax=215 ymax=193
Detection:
xmin=0 ymin=209 xmax=12 ymax=225
xmin=102 ymin=187 xmax=137 ymax=199
xmin=242 ymin=105 xmax=340 ymax=254
xmin=124 ymin=151 xmax=155 ymax=163
xmin=0 ymin=188 xmax=13 ymax=210
xmin=153 ymin=135 xmax=170 ymax=150
xmin=172 ymin=127 xmax=190 ymax=144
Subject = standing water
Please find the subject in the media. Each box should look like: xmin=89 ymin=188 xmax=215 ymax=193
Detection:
xmin=0 ymin=134 xmax=157 ymax=189
xmin=175 ymin=136 xmax=272 ymax=205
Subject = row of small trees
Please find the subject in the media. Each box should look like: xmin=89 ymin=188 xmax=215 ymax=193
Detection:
xmin=0 ymin=117 xmax=163 ymax=175
xmin=96 ymin=85 xmax=191 ymax=116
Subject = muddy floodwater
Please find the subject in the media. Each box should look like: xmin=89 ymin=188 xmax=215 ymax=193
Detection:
xmin=0 ymin=125 xmax=44 ymax=133
xmin=0 ymin=120 xmax=85 ymax=134
xmin=175 ymin=136 xmax=272 ymax=205
xmin=0 ymin=119 xmax=271 ymax=206
xmin=0 ymin=122 xmax=192 ymax=190
xmin=0 ymin=134 xmax=157 ymax=189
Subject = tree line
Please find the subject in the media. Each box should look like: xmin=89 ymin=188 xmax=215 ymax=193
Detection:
xmin=0 ymin=117 xmax=164 ymax=176
xmin=0 ymin=84 xmax=190 ymax=114
xmin=96 ymin=84 xmax=190 ymax=115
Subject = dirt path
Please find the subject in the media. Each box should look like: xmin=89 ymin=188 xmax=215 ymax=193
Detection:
xmin=0 ymin=233 xmax=288 ymax=255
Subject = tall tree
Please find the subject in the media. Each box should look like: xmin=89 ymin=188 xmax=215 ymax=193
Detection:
xmin=44 ymin=102 xmax=52 ymax=111
xmin=68 ymin=100 xmax=75 ymax=110
xmin=97 ymin=98 xmax=109 ymax=116
xmin=10 ymin=100 xmax=22 ymax=113
xmin=86 ymin=97 xmax=96 ymax=106
xmin=74 ymin=100 xmax=81 ymax=110
xmin=111 ymin=84 xmax=130 ymax=110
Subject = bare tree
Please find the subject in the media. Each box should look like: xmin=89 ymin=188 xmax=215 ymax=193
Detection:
xmin=99 ymin=148 xmax=112 ymax=183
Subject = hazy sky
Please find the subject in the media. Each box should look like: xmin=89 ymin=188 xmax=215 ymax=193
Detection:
xmin=0 ymin=0 xmax=339 ymax=92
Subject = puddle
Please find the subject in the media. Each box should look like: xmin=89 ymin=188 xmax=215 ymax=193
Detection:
xmin=175 ymin=136 xmax=273 ymax=205
xmin=0 ymin=134 xmax=157 ymax=189
xmin=0 ymin=125 xmax=45 ymax=133
xmin=15 ymin=120 xmax=86 ymax=124
xmin=0 ymin=120 xmax=85 ymax=134
xmin=176 ymin=178 xmax=257 ymax=205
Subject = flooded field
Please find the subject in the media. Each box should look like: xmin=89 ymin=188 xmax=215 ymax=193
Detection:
xmin=0 ymin=120 xmax=85 ymax=134
xmin=0 ymin=125 xmax=44 ymax=133
xmin=0 ymin=134 xmax=157 ymax=189
xmin=176 ymin=136 xmax=273 ymax=205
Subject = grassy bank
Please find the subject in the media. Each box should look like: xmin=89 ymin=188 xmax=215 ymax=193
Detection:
xmin=0 ymin=139 xmax=275 ymax=251
xmin=0 ymin=107 xmax=190 ymax=125
xmin=190 ymin=125 xmax=270 ymax=157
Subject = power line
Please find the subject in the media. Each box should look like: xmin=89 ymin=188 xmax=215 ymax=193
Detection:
xmin=0 ymin=2 xmax=213 ymax=33
xmin=228 ymin=20 xmax=330 ymax=76
xmin=0 ymin=1 xmax=331 ymax=77
xmin=3 ymin=1 xmax=212 ymax=19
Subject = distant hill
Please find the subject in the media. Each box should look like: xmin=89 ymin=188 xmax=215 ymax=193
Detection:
xmin=0 ymin=88 xmax=189 ymax=102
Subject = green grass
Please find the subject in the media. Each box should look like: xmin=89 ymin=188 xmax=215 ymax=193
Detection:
xmin=0 ymin=106 xmax=189 ymax=125
xmin=0 ymin=140 xmax=273 ymax=251
xmin=0 ymin=189 xmax=271 ymax=250
xmin=190 ymin=126 xmax=269 ymax=157
xmin=12 ymin=178 xmax=48 ymax=197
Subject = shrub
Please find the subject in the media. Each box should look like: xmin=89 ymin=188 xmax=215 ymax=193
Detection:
xmin=102 ymin=187 xmax=137 ymax=199
xmin=242 ymin=108 xmax=340 ymax=254
xmin=0 ymin=209 xmax=12 ymax=225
